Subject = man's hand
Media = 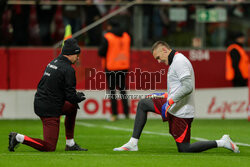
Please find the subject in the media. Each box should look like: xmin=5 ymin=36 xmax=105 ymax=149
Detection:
xmin=76 ymin=92 xmax=86 ymax=102
xmin=161 ymin=98 xmax=174 ymax=120
xmin=146 ymin=93 xmax=168 ymax=99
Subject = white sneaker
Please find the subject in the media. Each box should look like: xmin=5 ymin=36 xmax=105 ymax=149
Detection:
xmin=221 ymin=134 xmax=240 ymax=153
xmin=113 ymin=142 xmax=138 ymax=151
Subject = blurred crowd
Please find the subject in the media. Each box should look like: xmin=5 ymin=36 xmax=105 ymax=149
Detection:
xmin=0 ymin=0 xmax=250 ymax=48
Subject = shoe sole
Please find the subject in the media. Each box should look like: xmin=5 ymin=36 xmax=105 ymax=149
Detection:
xmin=8 ymin=132 xmax=16 ymax=152
xmin=230 ymin=141 xmax=240 ymax=153
xmin=224 ymin=135 xmax=240 ymax=153
xmin=113 ymin=147 xmax=138 ymax=151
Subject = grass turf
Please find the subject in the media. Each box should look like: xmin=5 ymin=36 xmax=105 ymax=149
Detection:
xmin=0 ymin=119 xmax=250 ymax=167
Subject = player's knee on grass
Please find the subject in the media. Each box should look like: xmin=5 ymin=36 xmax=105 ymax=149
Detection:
xmin=176 ymin=142 xmax=191 ymax=153
xmin=44 ymin=143 xmax=57 ymax=152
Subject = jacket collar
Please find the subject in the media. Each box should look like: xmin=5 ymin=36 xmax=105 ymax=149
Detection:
xmin=168 ymin=49 xmax=176 ymax=66
xmin=58 ymin=54 xmax=72 ymax=65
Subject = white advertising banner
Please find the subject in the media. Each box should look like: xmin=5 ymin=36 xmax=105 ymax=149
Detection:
xmin=0 ymin=88 xmax=248 ymax=119
xmin=195 ymin=87 xmax=248 ymax=119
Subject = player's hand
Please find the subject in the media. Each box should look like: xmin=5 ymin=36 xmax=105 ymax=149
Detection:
xmin=146 ymin=93 xmax=168 ymax=99
xmin=161 ymin=98 xmax=174 ymax=120
xmin=76 ymin=92 xmax=86 ymax=102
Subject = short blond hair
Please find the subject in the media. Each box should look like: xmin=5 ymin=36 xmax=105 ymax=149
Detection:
xmin=151 ymin=41 xmax=171 ymax=53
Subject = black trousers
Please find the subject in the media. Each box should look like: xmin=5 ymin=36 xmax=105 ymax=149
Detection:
xmin=232 ymin=78 xmax=247 ymax=87
xmin=106 ymin=70 xmax=129 ymax=117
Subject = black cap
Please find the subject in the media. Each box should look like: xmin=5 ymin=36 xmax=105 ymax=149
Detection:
xmin=62 ymin=38 xmax=81 ymax=55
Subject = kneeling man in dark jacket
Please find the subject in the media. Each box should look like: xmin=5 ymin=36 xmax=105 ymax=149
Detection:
xmin=8 ymin=38 xmax=87 ymax=152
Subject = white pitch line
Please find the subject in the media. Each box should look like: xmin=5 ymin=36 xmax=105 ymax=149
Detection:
xmin=235 ymin=142 xmax=250 ymax=147
xmin=77 ymin=122 xmax=250 ymax=147
xmin=78 ymin=122 xmax=97 ymax=127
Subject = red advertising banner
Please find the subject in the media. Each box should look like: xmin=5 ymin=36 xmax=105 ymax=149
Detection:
xmin=0 ymin=49 xmax=8 ymax=89
xmin=0 ymin=48 xmax=246 ymax=89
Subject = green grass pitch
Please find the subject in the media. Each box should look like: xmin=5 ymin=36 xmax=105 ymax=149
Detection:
xmin=0 ymin=119 xmax=250 ymax=167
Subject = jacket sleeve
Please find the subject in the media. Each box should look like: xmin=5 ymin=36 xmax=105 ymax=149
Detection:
xmin=169 ymin=59 xmax=193 ymax=103
xmin=170 ymin=76 xmax=193 ymax=103
xmin=64 ymin=67 xmax=81 ymax=104
xmin=98 ymin=37 xmax=108 ymax=57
